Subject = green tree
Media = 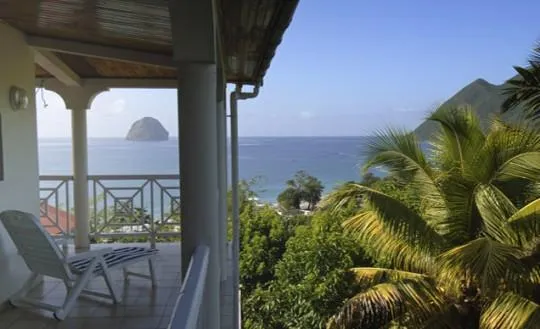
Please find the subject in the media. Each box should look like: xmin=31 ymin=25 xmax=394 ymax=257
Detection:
xmin=503 ymin=43 xmax=540 ymax=120
xmin=359 ymin=172 xmax=381 ymax=187
xmin=277 ymin=170 xmax=324 ymax=211
xmin=327 ymin=105 xmax=540 ymax=329
xmin=277 ymin=187 xmax=301 ymax=210
xmin=243 ymin=209 xmax=373 ymax=329
xmin=239 ymin=202 xmax=300 ymax=294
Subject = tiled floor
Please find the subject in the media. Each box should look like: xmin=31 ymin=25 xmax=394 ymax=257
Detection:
xmin=0 ymin=243 xmax=183 ymax=329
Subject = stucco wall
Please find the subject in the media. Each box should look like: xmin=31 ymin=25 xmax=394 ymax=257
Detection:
xmin=0 ymin=23 xmax=40 ymax=303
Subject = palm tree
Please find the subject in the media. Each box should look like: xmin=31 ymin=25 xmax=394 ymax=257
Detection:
xmin=502 ymin=43 xmax=540 ymax=120
xmin=326 ymin=106 xmax=540 ymax=329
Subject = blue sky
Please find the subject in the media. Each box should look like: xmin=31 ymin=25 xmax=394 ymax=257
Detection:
xmin=37 ymin=0 xmax=540 ymax=138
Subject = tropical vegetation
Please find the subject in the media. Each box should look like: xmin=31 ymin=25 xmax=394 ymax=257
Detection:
xmin=503 ymin=43 xmax=540 ymax=120
xmin=326 ymin=105 xmax=540 ymax=329
xmin=277 ymin=170 xmax=324 ymax=211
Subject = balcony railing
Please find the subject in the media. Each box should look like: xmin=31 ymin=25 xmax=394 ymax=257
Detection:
xmin=169 ymin=244 xmax=210 ymax=329
xmin=39 ymin=175 xmax=181 ymax=246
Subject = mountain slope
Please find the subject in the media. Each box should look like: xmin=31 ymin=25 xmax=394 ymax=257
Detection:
xmin=414 ymin=78 xmax=524 ymax=140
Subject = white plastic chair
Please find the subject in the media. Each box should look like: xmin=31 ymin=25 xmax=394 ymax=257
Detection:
xmin=0 ymin=210 xmax=157 ymax=320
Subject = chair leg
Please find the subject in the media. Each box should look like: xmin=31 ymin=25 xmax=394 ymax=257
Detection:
xmin=148 ymin=258 xmax=157 ymax=287
xmin=123 ymin=268 xmax=129 ymax=282
xmin=54 ymin=258 xmax=99 ymax=320
xmin=102 ymin=264 xmax=121 ymax=304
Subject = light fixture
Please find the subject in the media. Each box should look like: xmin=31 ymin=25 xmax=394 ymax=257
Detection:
xmin=9 ymin=86 xmax=29 ymax=111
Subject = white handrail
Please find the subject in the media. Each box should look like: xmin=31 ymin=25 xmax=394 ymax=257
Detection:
xmin=39 ymin=174 xmax=181 ymax=244
xmin=168 ymin=245 xmax=210 ymax=329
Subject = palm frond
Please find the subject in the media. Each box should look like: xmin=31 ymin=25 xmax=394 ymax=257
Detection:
xmin=502 ymin=42 xmax=540 ymax=120
xmin=356 ymin=184 xmax=444 ymax=244
xmin=502 ymin=62 xmax=540 ymax=120
xmin=437 ymin=173 xmax=479 ymax=243
xmin=480 ymin=292 xmax=540 ymax=329
xmin=362 ymin=128 xmax=432 ymax=178
xmin=328 ymin=280 xmax=445 ymax=329
xmin=332 ymin=183 xmax=444 ymax=245
xmin=327 ymin=283 xmax=402 ymax=329
xmin=428 ymin=105 xmax=486 ymax=172
xmin=361 ymin=129 xmax=448 ymax=227
xmin=438 ymin=237 xmax=525 ymax=296
xmin=334 ymin=184 xmax=443 ymax=271
xmin=419 ymin=304 xmax=462 ymax=329
xmin=507 ymin=198 xmax=540 ymax=249
xmin=484 ymin=120 xmax=540 ymax=185
xmin=474 ymin=183 xmax=518 ymax=245
xmin=322 ymin=182 xmax=363 ymax=211
xmin=351 ymin=267 xmax=430 ymax=287
xmin=344 ymin=210 xmax=435 ymax=273
xmin=486 ymin=119 xmax=540 ymax=152
xmin=494 ymin=152 xmax=540 ymax=182
xmin=530 ymin=43 xmax=540 ymax=65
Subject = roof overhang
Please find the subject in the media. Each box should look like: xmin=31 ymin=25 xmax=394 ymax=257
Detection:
xmin=0 ymin=0 xmax=299 ymax=88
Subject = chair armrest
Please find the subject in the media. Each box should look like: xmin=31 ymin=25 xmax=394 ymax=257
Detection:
xmin=67 ymin=247 xmax=113 ymax=263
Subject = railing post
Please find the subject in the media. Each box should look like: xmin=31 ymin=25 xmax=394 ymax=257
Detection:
xmin=64 ymin=178 xmax=71 ymax=251
xmin=150 ymin=179 xmax=156 ymax=249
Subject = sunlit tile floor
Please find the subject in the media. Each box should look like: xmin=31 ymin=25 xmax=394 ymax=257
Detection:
xmin=0 ymin=243 xmax=182 ymax=329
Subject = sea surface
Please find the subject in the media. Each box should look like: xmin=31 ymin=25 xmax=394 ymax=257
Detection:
xmin=38 ymin=137 xmax=370 ymax=202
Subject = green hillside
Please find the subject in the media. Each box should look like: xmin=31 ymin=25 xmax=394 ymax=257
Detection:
xmin=414 ymin=78 xmax=525 ymax=140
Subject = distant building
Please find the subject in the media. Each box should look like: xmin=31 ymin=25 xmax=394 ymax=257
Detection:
xmin=40 ymin=203 xmax=75 ymax=236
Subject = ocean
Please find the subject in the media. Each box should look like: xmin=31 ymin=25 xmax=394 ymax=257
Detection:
xmin=38 ymin=137 xmax=369 ymax=202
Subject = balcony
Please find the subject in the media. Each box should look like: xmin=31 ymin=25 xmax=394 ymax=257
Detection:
xmin=0 ymin=241 xmax=234 ymax=329
xmin=0 ymin=175 xmax=234 ymax=329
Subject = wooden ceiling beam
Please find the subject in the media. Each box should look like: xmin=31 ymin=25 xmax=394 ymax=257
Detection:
xmin=27 ymin=35 xmax=175 ymax=68
xmin=33 ymin=49 xmax=81 ymax=86
xmin=35 ymin=78 xmax=177 ymax=89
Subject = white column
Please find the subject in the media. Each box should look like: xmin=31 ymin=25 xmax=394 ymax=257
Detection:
xmin=178 ymin=63 xmax=220 ymax=329
xmin=70 ymin=107 xmax=90 ymax=249
xmin=44 ymin=81 xmax=106 ymax=251
xmin=217 ymin=98 xmax=228 ymax=282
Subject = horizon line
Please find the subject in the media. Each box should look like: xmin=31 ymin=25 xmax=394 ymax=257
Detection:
xmin=38 ymin=135 xmax=376 ymax=139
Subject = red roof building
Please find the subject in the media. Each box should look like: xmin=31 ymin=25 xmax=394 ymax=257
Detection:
xmin=40 ymin=203 xmax=75 ymax=236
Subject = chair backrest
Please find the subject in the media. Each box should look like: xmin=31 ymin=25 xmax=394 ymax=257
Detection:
xmin=0 ymin=210 xmax=72 ymax=281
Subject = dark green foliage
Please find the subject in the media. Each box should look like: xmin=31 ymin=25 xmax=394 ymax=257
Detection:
xmin=242 ymin=206 xmax=373 ymax=329
xmin=228 ymin=177 xmax=264 ymax=219
xmin=277 ymin=187 xmax=301 ymax=210
xmin=502 ymin=44 xmax=540 ymax=120
xmin=277 ymin=170 xmax=324 ymax=210
xmin=371 ymin=177 xmax=422 ymax=214
xmin=239 ymin=202 xmax=299 ymax=294
xmin=359 ymin=172 xmax=381 ymax=187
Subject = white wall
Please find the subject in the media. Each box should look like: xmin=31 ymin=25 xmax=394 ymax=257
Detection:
xmin=0 ymin=23 xmax=40 ymax=303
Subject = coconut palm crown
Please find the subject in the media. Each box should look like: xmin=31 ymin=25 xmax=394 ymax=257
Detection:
xmin=327 ymin=105 xmax=540 ymax=329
